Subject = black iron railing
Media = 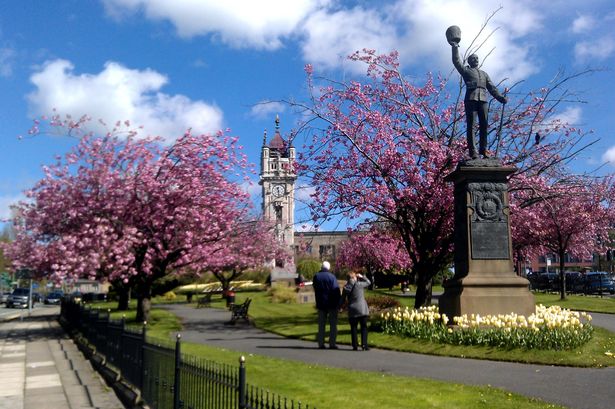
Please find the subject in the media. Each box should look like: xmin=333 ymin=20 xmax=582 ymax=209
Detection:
xmin=60 ymin=300 xmax=315 ymax=409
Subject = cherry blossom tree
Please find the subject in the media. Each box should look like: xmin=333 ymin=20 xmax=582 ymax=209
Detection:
xmin=4 ymin=115 xmax=280 ymax=322
xmin=290 ymin=50 xmax=600 ymax=308
xmin=511 ymin=176 xmax=614 ymax=299
xmin=205 ymin=219 xmax=287 ymax=294
xmin=336 ymin=227 xmax=412 ymax=282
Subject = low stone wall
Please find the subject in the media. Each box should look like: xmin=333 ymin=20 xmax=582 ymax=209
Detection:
xmin=296 ymin=287 xmax=315 ymax=304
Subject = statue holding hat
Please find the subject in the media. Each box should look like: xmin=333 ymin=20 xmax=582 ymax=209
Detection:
xmin=447 ymin=25 xmax=507 ymax=159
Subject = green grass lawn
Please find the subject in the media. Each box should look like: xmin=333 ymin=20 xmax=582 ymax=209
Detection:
xmin=80 ymin=293 xmax=613 ymax=408
xmin=237 ymin=291 xmax=615 ymax=368
xmin=532 ymin=292 xmax=615 ymax=314
xmin=180 ymin=341 xmax=566 ymax=409
xmin=103 ymin=300 xmax=566 ymax=409
xmin=82 ymin=298 xmax=182 ymax=340
xmin=86 ymin=290 xmax=615 ymax=368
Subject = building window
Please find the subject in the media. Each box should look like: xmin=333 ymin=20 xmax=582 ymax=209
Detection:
xmin=319 ymin=245 xmax=335 ymax=260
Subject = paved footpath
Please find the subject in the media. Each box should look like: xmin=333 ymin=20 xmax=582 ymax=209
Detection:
xmin=162 ymin=304 xmax=615 ymax=409
xmin=0 ymin=307 xmax=124 ymax=409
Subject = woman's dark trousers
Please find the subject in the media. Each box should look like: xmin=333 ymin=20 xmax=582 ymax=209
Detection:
xmin=349 ymin=315 xmax=368 ymax=349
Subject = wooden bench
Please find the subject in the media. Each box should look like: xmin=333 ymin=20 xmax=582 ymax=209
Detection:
xmin=229 ymin=298 xmax=251 ymax=324
xmin=196 ymin=292 xmax=213 ymax=308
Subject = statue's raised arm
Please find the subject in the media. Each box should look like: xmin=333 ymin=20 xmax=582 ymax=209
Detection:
xmin=451 ymin=41 xmax=465 ymax=75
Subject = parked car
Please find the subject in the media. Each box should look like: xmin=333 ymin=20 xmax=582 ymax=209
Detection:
xmin=66 ymin=292 xmax=83 ymax=303
xmin=44 ymin=291 xmax=64 ymax=305
xmin=584 ymin=272 xmax=615 ymax=294
xmin=82 ymin=292 xmax=108 ymax=303
xmin=6 ymin=288 xmax=35 ymax=308
xmin=564 ymin=272 xmax=586 ymax=294
xmin=528 ymin=272 xmax=559 ymax=291
xmin=0 ymin=291 xmax=11 ymax=304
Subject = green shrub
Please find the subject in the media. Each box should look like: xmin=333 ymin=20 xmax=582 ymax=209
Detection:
xmin=163 ymin=291 xmax=177 ymax=301
xmin=268 ymin=286 xmax=297 ymax=304
xmin=296 ymin=257 xmax=322 ymax=281
xmin=240 ymin=267 xmax=272 ymax=283
xmin=365 ymin=295 xmax=402 ymax=313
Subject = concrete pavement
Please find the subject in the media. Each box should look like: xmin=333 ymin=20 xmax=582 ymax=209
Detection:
xmin=162 ymin=303 xmax=615 ymax=409
xmin=0 ymin=307 xmax=124 ymax=409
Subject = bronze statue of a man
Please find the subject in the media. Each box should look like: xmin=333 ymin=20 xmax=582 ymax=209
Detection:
xmin=447 ymin=26 xmax=507 ymax=159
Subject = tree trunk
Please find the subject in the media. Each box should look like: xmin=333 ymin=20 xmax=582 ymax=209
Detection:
xmin=116 ymin=286 xmax=129 ymax=311
xmin=213 ymin=271 xmax=234 ymax=298
xmin=136 ymin=297 xmax=152 ymax=324
xmin=135 ymin=283 xmax=152 ymax=323
xmin=221 ymin=279 xmax=231 ymax=298
xmin=559 ymin=251 xmax=567 ymax=300
xmin=414 ymin=272 xmax=433 ymax=308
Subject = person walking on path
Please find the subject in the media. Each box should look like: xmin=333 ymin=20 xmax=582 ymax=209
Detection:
xmin=312 ymin=261 xmax=341 ymax=349
xmin=341 ymin=269 xmax=371 ymax=351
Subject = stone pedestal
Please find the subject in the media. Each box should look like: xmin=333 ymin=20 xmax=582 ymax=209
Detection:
xmin=270 ymin=265 xmax=297 ymax=286
xmin=439 ymin=159 xmax=534 ymax=318
xmin=296 ymin=286 xmax=316 ymax=304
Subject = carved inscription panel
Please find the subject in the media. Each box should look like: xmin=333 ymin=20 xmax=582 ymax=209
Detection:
xmin=468 ymin=183 xmax=510 ymax=260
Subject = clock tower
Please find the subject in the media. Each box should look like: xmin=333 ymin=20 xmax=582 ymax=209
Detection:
xmin=260 ymin=116 xmax=296 ymax=250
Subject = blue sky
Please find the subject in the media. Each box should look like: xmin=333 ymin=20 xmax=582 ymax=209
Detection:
xmin=0 ymin=0 xmax=614 ymax=229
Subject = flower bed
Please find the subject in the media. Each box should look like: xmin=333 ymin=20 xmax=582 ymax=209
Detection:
xmin=377 ymin=304 xmax=593 ymax=350
xmin=364 ymin=295 xmax=402 ymax=313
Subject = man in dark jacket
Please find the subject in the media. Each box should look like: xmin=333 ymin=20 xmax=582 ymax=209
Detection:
xmin=451 ymin=43 xmax=507 ymax=159
xmin=312 ymin=261 xmax=340 ymax=349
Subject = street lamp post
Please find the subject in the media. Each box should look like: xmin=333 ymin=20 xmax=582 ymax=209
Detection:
xmin=28 ymin=279 xmax=33 ymax=312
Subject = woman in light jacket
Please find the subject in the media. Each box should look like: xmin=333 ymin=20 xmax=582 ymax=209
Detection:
xmin=342 ymin=269 xmax=371 ymax=351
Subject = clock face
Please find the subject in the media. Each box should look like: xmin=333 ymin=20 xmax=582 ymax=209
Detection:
xmin=272 ymin=184 xmax=285 ymax=197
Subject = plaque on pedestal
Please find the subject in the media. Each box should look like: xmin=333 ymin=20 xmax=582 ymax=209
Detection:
xmin=439 ymin=159 xmax=534 ymax=318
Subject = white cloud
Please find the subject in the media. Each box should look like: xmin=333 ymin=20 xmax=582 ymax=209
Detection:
xmin=552 ymin=106 xmax=582 ymax=125
xmin=0 ymin=194 xmax=23 ymax=221
xmin=391 ymin=0 xmax=541 ymax=82
xmin=241 ymin=180 xmax=262 ymax=206
xmin=0 ymin=47 xmax=15 ymax=77
xmin=27 ymin=59 xmax=223 ymax=141
xmin=536 ymin=106 xmax=582 ymax=135
xmin=295 ymin=222 xmax=318 ymax=233
xmin=574 ymin=36 xmax=615 ymax=62
xmin=294 ymin=184 xmax=315 ymax=202
xmin=100 ymin=0 xmax=555 ymax=83
xmin=102 ymin=0 xmax=329 ymax=49
xmin=301 ymin=7 xmax=399 ymax=73
xmin=571 ymin=14 xmax=595 ymax=34
xmin=602 ymin=146 xmax=615 ymax=166
xmin=192 ymin=58 xmax=208 ymax=68
xmin=296 ymin=0 xmax=542 ymax=81
xmin=250 ymin=101 xmax=286 ymax=119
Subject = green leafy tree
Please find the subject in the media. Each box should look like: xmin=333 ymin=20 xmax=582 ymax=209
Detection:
xmin=296 ymin=257 xmax=322 ymax=280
